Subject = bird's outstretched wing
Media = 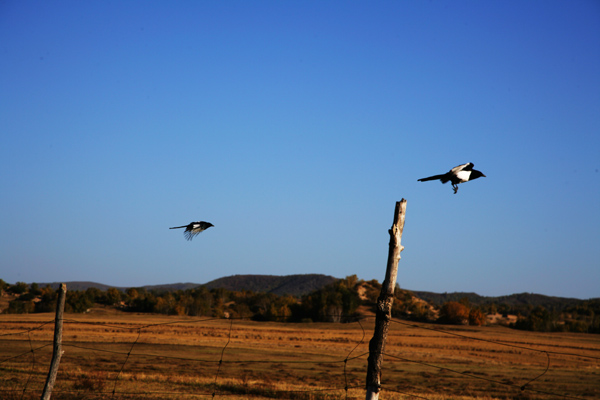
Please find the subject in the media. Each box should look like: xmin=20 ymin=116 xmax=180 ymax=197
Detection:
xmin=184 ymin=229 xmax=204 ymax=241
xmin=450 ymin=162 xmax=474 ymax=173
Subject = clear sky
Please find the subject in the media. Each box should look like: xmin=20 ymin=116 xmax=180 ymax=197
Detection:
xmin=1 ymin=1 xmax=599 ymax=299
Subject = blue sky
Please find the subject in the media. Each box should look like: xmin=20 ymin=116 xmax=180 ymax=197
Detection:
xmin=1 ymin=1 xmax=599 ymax=299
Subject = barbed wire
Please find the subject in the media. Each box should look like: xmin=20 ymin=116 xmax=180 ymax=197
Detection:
xmin=112 ymin=326 xmax=142 ymax=398
xmin=22 ymin=330 xmax=36 ymax=400
xmin=343 ymin=317 xmax=366 ymax=399
xmin=212 ymin=317 xmax=233 ymax=398
xmin=0 ymin=313 xmax=598 ymax=400
xmin=389 ymin=319 xmax=555 ymax=393
xmin=390 ymin=318 xmax=600 ymax=360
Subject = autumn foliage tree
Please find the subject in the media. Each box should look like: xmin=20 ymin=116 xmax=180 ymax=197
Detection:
xmin=439 ymin=301 xmax=470 ymax=325
xmin=468 ymin=307 xmax=486 ymax=326
xmin=437 ymin=300 xmax=487 ymax=326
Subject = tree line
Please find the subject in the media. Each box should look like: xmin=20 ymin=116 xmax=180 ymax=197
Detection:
xmin=1 ymin=278 xmax=598 ymax=333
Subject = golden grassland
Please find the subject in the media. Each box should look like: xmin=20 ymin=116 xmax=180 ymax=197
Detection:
xmin=0 ymin=309 xmax=599 ymax=400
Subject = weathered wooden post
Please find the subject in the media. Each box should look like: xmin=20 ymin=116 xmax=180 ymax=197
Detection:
xmin=366 ymin=199 xmax=407 ymax=400
xmin=41 ymin=283 xmax=67 ymax=400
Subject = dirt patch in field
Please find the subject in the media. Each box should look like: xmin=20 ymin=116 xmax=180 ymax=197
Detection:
xmin=486 ymin=312 xmax=517 ymax=325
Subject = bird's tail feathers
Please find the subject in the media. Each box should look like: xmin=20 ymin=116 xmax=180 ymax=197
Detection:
xmin=418 ymin=174 xmax=446 ymax=182
xmin=169 ymin=226 xmax=186 ymax=229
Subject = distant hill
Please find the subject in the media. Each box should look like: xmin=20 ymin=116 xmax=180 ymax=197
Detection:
xmin=32 ymin=274 xmax=338 ymax=297
xmin=203 ymin=274 xmax=338 ymax=297
xmin=412 ymin=290 xmax=585 ymax=309
xmin=139 ymin=282 xmax=202 ymax=291
xmin=33 ymin=281 xmax=201 ymax=293
xmin=37 ymin=281 xmax=119 ymax=292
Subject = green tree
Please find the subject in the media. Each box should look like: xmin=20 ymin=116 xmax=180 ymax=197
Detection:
xmin=293 ymin=277 xmax=361 ymax=322
xmin=188 ymin=287 xmax=212 ymax=316
xmin=105 ymin=288 xmax=122 ymax=306
xmin=155 ymin=292 xmax=177 ymax=315
xmin=66 ymin=291 xmax=94 ymax=313
xmin=30 ymin=283 xmax=41 ymax=296
xmin=174 ymin=293 xmax=192 ymax=316
xmin=6 ymin=299 xmax=35 ymax=313
xmin=408 ymin=302 xmax=435 ymax=321
xmin=35 ymin=286 xmax=57 ymax=313
xmin=514 ymin=306 xmax=557 ymax=332
xmin=85 ymin=287 xmax=103 ymax=303
xmin=128 ymin=291 xmax=157 ymax=312
xmin=11 ymin=282 xmax=28 ymax=295
xmin=126 ymin=288 xmax=139 ymax=302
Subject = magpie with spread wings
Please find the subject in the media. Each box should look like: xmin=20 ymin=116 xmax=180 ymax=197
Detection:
xmin=169 ymin=221 xmax=214 ymax=241
xmin=418 ymin=163 xmax=486 ymax=194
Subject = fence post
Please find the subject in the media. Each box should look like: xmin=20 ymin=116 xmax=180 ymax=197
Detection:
xmin=41 ymin=283 xmax=67 ymax=400
xmin=366 ymin=199 xmax=407 ymax=400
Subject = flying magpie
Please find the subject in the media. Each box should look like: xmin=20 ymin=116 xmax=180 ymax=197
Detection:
xmin=169 ymin=221 xmax=214 ymax=241
xmin=418 ymin=162 xmax=486 ymax=194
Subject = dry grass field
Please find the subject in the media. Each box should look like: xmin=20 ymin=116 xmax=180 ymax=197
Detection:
xmin=1 ymin=309 xmax=599 ymax=400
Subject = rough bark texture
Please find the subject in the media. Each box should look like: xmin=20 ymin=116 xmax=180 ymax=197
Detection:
xmin=366 ymin=200 xmax=407 ymax=400
xmin=41 ymin=283 xmax=67 ymax=400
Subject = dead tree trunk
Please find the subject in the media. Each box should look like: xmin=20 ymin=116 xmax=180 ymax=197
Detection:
xmin=41 ymin=283 xmax=67 ymax=400
xmin=366 ymin=199 xmax=407 ymax=400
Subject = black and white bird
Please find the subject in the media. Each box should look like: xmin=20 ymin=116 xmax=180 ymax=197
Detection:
xmin=169 ymin=221 xmax=214 ymax=241
xmin=418 ymin=162 xmax=486 ymax=194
